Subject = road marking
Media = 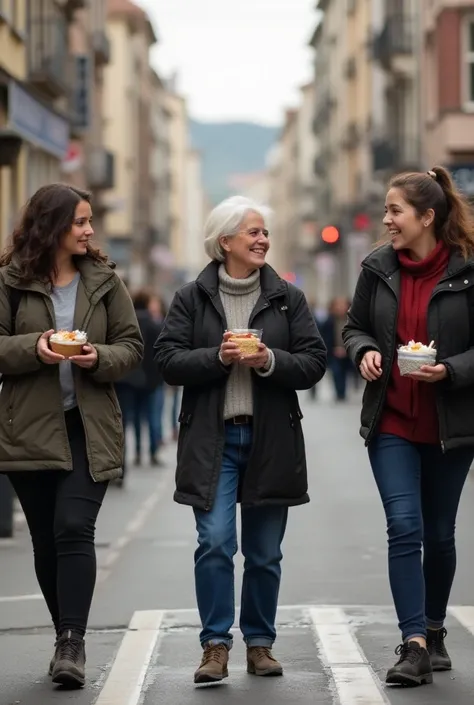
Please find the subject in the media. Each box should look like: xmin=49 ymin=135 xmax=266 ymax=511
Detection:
xmin=449 ymin=605 xmax=474 ymax=634
xmin=97 ymin=469 xmax=172 ymax=584
xmin=309 ymin=606 xmax=387 ymax=704
xmin=0 ymin=593 xmax=43 ymax=603
xmin=95 ymin=610 xmax=164 ymax=705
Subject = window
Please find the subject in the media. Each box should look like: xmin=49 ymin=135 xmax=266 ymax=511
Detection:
xmin=0 ymin=0 xmax=13 ymax=24
xmin=463 ymin=16 xmax=474 ymax=109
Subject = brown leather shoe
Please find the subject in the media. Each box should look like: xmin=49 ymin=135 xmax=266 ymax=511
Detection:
xmin=247 ymin=646 xmax=283 ymax=676
xmin=194 ymin=643 xmax=229 ymax=684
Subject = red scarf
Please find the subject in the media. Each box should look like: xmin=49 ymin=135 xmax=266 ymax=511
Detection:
xmin=379 ymin=240 xmax=450 ymax=444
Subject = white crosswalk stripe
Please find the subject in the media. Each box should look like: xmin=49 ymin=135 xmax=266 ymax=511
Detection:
xmin=96 ymin=604 xmax=474 ymax=705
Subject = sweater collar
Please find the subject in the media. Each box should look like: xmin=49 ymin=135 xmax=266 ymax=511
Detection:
xmin=196 ymin=260 xmax=287 ymax=299
xmin=397 ymin=239 xmax=449 ymax=277
xmin=218 ymin=264 xmax=260 ymax=295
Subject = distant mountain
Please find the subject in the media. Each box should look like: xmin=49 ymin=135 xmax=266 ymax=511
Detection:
xmin=189 ymin=120 xmax=279 ymax=205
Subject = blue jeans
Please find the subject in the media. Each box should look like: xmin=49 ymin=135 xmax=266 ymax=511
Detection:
xmin=116 ymin=384 xmax=162 ymax=457
xmin=369 ymin=433 xmax=473 ymax=641
xmin=193 ymin=423 xmax=288 ymax=648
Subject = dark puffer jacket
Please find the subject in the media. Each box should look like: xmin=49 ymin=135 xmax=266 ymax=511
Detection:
xmin=343 ymin=243 xmax=474 ymax=451
xmin=154 ymin=261 xmax=327 ymax=510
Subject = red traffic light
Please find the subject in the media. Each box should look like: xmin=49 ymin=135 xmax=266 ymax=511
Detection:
xmin=321 ymin=226 xmax=340 ymax=244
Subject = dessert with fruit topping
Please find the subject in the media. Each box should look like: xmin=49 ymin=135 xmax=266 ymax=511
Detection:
xmin=49 ymin=330 xmax=87 ymax=358
xmin=397 ymin=340 xmax=437 ymax=376
xmin=228 ymin=329 xmax=262 ymax=356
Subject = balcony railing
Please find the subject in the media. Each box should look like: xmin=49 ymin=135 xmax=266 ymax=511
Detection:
xmin=92 ymin=29 xmax=111 ymax=66
xmin=372 ymin=15 xmax=413 ymax=68
xmin=87 ymin=149 xmax=115 ymax=190
xmin=371 ymin=136 xmax=421 ymax=173
xmin=28 ymin=11 xmax=69 ymax=98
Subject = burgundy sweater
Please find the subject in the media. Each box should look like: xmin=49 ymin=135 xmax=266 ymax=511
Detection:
xmin=379 ymin=240 xmax=450 ymax=444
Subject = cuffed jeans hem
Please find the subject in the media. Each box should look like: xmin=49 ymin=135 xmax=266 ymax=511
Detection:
xmin=426 ymin=618 xmax=445 ymax=630
xmin=202 ymin=638 xmax=232 ymax=650
xmin=404 ymin=632 xmax=427 ymax=642
xmin=245 ymin=637 xmax=274 ymax=648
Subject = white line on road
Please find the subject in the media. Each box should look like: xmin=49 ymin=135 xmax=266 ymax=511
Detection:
xmin=449 ymin=606 xmax=474 ymax=635
xmin=95 ymin=610 xmax=164 ymax=705
xmin=309 ymin=606 xmax=388 ymax=704
xmin=97 ymin=470 xmax=172 ymax=584
xmin=0 ymin=593 xmax=43 ymax=603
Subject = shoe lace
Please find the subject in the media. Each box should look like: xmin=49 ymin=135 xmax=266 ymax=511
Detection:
xmin=58 ymin=633 xmax=82 ymax=662
xmin=201 ymin=644 xmax=227 ymax=666
xmin=394 ymin=642 xmax=421 ymax=666
xmin=250 ymin=646 xmax=276 ymax=663
xmin=429 ymin=627 xmax=448 ymax=655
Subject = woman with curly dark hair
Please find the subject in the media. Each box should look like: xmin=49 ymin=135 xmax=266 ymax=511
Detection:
xmin=0 ymin=183 xmax=143 ymax=689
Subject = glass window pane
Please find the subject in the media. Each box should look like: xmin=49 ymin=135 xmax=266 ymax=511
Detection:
xmin=470 ymin=63 xmax=474 ymax=103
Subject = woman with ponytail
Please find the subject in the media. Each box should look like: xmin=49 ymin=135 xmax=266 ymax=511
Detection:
xmin=343 ymin=167 xmax=474 ymax=687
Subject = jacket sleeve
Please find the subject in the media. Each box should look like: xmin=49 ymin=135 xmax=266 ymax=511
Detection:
xmin=89 ymin=277 xmax=144 ymax=384
xmin=154 ymin=289 xmax=231 ymax=387
xmin=0 ymin=278 xmax=42 ymax=376
xmin=441 ymin=350 xmax=474 ymax=389
xmin=342 ymin=269 xmax=381 ymax=366
xmin=267 ymin=286 xmax=327 ymax=390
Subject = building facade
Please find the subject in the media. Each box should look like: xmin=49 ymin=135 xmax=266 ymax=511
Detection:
xmin=0 ymin=0 xmax=70 ymax=247
xmin=166 ymin=87 xmax=188 ymax=284
xmin=103 ymin=0 xmax=156 ymax=284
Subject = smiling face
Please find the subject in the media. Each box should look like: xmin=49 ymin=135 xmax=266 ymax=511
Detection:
xmin=60 ymin=200 xmax=94 ymax=257
xmin=220 ymin=211 xmax=270 ymax=277
xmin=383 ymin=187 xmax=436 ymax=255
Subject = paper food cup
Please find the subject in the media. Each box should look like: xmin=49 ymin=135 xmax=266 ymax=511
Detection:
xmin=228 ymin=328 xmax=262 ymax=356
xmin=50 ymin=341 xmax=85 ymax=358
xmin=397 ymin=349 xmax=437 ymax=376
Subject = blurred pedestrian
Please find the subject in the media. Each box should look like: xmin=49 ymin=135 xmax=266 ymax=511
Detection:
xmin=307 ymin=299 xmax=330 ymax=400
xmin=115 ymin=289 xmax=165 ymax=472
xmin=327 ymin=297 xmax=352 ymax=402
xmin=0 ymin=183 xmax=142 ymax=688
xmin=343 ymin=166 xmax=474 ymax=687
xmin=155 ymin=195 xmax=326 ymax=683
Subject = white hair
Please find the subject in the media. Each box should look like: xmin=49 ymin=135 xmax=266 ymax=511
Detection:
xmin=204 ymin=195 xmax=273 ymax=262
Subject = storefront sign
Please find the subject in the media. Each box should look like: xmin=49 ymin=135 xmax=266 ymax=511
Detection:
xmin=7 ymin=80 xmax=69 ymax=159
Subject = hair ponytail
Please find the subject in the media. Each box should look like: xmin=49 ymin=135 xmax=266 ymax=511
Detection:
xmin=390 ymin=165 xmax=474 ymax=259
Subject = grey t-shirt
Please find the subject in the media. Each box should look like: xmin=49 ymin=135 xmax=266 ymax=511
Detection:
xmin=51 ymin=273 xmax=80 ymax=410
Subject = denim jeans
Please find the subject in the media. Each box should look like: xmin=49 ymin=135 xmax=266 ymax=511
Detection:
xmin=369 ymin=433 xmax=473 ymax=641
xmin=116 ymin=384 xmax=163 ymax=457
xmin=193 ymin=423 xmax=288 ymax=648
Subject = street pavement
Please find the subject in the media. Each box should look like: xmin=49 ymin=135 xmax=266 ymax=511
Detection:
xmin=2 ymin=378 xmax=474 ymax=704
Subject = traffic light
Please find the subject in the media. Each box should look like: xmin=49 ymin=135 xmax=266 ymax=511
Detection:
xmin=321 ymin=225 xmax=340 ymax=244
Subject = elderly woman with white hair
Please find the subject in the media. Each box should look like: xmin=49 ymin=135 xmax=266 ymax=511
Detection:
xmin=155 ymin=196 xmax=327 ymax=684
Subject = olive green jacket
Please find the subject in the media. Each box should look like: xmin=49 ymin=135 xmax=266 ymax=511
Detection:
xmin=0 ymin=256 xmax=143 ymax=481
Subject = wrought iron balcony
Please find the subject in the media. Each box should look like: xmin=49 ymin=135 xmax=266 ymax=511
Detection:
xmin=28 ymin=12 xmax=69 ymax=98
xmin=372 ymin=15 xmax=413 ymax=69
xmin=87 ymin=149 xmax=115 ymax=190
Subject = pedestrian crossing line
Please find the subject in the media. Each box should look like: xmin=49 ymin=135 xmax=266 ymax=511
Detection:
xmin=95 ymin=610 xmax=164 ymax=705
xmin=308 ymin=607 xmax=388 ymax=704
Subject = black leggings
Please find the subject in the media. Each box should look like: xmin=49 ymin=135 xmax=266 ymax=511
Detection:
xmin=7 ymin=407 xmax=108 ymax=637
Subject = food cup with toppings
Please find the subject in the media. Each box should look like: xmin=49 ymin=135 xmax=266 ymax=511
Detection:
xmin=397 ymin=342 xmax=437 ymax=376
xmin=228 ymin=328 xmax=263 ymax=356
xmin=49 ymin=330 xmax=87 ymax=358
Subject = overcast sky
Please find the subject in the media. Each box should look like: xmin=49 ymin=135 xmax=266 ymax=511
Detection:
xmin=134 ymin=0 xmax=317 ymax=126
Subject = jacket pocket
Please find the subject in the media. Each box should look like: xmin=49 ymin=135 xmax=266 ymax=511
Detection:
xmin=289 ymin=409 xmax=305 ymax=473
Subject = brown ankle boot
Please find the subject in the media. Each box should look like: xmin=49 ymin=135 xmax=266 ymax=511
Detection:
xmin=247 ymin=646 xmax=283 ymax=676
xmin=194 ymin=643 xmax=229 ymax=683
xmin=51 ymin=630 xmax=86 ymax=689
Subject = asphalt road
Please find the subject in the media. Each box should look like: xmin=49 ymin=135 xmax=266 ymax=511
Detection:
xmin=2 ymin=378 xmax=474 ymax=704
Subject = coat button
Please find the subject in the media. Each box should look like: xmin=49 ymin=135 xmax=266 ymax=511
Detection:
xmin=464 ymin=280 xmax=469 ymax=284
xmin=449 ymin=283 xmax=453 ymax=287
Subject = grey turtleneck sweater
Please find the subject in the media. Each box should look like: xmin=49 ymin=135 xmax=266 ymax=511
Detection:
xmin=218 ymin=265 xmax=275 ymax=420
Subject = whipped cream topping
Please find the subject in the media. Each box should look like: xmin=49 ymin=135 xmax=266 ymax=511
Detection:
xmin=399 ymin=340 xmax=436 ymax=355
xmin=50 ymin=330 xmax=87 ymax=344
